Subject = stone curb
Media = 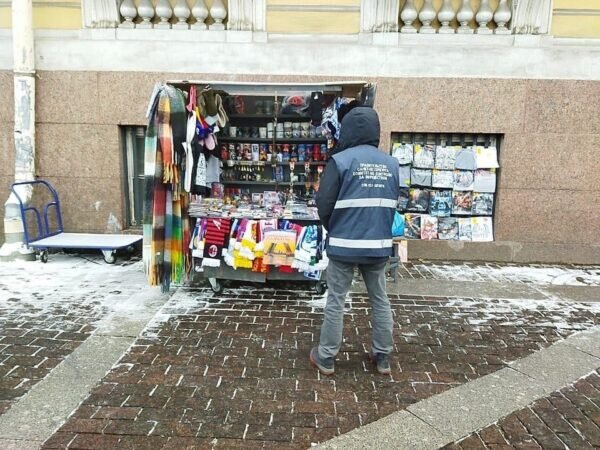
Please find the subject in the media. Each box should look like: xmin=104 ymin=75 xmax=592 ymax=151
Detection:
xmin=318 ymin=326 xmax=600 ymax=450
xmin=0 ymin=336 xmax=133 ymax=442
xmin=0 ymin=286 xmax=170 ymax=447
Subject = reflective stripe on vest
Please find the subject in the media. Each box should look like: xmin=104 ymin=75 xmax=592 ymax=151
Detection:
xmin=334 ymin=198 xmax=397 ymax=209
xmin=328 ymin=237 xmax=393 ymax=249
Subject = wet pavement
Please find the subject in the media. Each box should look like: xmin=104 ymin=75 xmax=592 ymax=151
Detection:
xmin=443 ymin=369 xmax=600 ymax=450
xmin=0 ymin=257 xmax=598 ymax=449
xmin=0 ymin=255 xmax=148 ymax=417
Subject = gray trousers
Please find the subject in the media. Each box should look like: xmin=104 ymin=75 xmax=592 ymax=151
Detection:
xmin=318 ymin=258 xmax=394 ymax=359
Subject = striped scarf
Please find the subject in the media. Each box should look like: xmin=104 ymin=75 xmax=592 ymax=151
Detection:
xmin=143 ymin=85 xmax=161 ymax=278
xmin=143 ymin=85 xmax=190 ymax=292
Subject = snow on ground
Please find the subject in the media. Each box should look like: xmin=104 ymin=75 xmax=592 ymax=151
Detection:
xmin=410 ymin=263 xmax=600 ymax=286
xmin=0 ymin=254 xmax=151 ymax=322
xmin=443 ymin=296 xmax=600 ymax=329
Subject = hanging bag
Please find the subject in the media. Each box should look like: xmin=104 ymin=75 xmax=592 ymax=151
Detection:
xmin=392 ymin=212 xmax=405 ymax=237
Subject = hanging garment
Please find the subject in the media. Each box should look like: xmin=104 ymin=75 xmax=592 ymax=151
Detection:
xmin=392 ymin=143 xmax=414 ymax=165
xmin=453 ymin=170 xmax=475 ymax=191
xmin=413 ymin=144 xmax=435 ymax=169
xmin=475 ymin=146 xmax=500 ymax=169
xmin=206 ymin=154 xmax=221 ymax=185
xmin=399 ymin=164 xmax=411 ymax=188
xmin=184 ymin=113 xmax=196 ymax=193
xmin=473 ymin=169 xmax=497 ymax=193
xmin=202 ymin=218 xmax=232 ymax=267
xmin=144 ymin=85 xmax=191 ymax=291
xmin=432 ymin=169 xmax=454 ymax=189
xmin=292 ymin=225 xmax=319 ymax=272
xmin=434 ymin=146 xmax=457 ymax=170
xmin=410 ymin=168 xmax=432 ymax=187
xmin=190 ymin=139 xmax=210 ymax=196
xmin=438 ymin=217 xmax=459 ymax=240
xmin=455 ymin=147 xmax=477 ymax=170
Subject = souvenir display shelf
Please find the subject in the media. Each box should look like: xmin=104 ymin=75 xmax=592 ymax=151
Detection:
xmin=189 ymin=197 xmax=327 ymax=294
xmin=217 ymin=94 xmax=334 ymax=203
xmin=391 ymin=132 xmax=501 ymax=243
xmin=144 ymin=80 xmax=374 ymax=293
xmin=187 ymin=88 xmax=373 ymax=293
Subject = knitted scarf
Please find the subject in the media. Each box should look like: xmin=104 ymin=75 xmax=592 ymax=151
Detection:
xmin=144 ymin=85 xmax=189 ymax=291
xmin=142 ymin=86 xmax=161 ymax=276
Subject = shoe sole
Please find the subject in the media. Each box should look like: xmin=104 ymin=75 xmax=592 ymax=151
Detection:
xmin=309 ymin=352 xmax=335 ymax=376
xmin=368 ymin=352 xmax=392 ymax=375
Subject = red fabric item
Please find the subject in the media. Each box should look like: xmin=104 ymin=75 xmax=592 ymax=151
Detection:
xmin=203 ymin=218 xmax=231 ymax=261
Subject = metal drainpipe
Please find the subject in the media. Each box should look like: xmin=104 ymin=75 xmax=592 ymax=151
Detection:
xmin=0 ymin=0 xmax=36 ymax=261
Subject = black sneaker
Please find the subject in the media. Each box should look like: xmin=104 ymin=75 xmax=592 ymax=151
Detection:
xmin=369 ymin=351 xmax=391 ymax=375
xmin=309 ymin=347 xmax=335 ymax=376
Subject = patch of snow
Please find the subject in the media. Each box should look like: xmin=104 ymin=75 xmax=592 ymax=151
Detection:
xmin=442 ymin=296 xmax=600 ymax=329
xmin=413 ymin=264 xmax=600 ymax=286
xmin=0 ymin=255 xmax=151 ymax=325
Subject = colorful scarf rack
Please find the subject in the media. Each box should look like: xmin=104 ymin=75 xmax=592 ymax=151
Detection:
xmin=143 ymin=84 xmax=191 ymax=292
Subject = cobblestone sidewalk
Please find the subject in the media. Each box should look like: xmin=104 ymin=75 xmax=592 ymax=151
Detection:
xmin=0 ymin=255 xmax=147 ymax=417
xmin=398 ymin=260 xmax=600 ymax=286
xmin=444 ymin=369 xmax=600 ymax=450
xmin=42 ymin=282 xmax=600 ymax=449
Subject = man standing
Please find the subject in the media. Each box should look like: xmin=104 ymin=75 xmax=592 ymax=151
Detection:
xmin=310 ymin=107 xmax=400 ymax=375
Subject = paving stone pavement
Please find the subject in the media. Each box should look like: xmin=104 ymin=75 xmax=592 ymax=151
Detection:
xmin=41 ymin=280 xmax=600 ymax=449
xmin=398 ymin=261 xmax=600 ymax=286
xmin=0 ymin=254 xmax=149 ymax=417
xmin=442 ymin=369 xmax=600 ymax=450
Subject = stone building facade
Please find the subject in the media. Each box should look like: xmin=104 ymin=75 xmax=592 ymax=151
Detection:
xmin=1 ymin=1 xmax=599 ymax=263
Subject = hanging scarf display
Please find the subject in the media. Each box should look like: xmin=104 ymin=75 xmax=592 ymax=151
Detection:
xmin=263 ymin=230 xmax=297 ymax=266
xmin=143 ymin=84 xmax=191 ymax=291
xmin=202 ymin=218 xmax=231 ymax=267
xmin=145 ymin=83 xmax=333 ymax=291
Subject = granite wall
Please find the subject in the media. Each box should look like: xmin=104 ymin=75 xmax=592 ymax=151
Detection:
xmin=0 ymin=71 xmax=598 ymax=263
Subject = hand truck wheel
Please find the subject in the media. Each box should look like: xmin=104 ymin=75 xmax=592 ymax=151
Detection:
xmin=208 ymin=278 xmax=224 ymax=294
xmin=102 ymin=250 xmax=116 ymax=264
xmin=315 ymin=282 xmax=327 ymax=295
xmin=40 ymin=251 xmax=48 ymax=264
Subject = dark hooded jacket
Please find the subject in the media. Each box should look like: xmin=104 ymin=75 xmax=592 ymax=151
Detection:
xmin=316 ymin=107 xmax=398 ymax=263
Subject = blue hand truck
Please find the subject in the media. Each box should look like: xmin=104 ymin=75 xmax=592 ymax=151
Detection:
xmin=10 ymin=180 xmax=142 ymax=264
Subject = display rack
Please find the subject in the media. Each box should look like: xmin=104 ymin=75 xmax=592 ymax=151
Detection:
xmin=215 ymin=93 xmax=335 ymax=206
xmin=144 ymin=80 xmax=376 ymax=292
xmin=182 ymin=85 xmax=378 ymax=293
xmin=391 ymin=132 xmax=501 ymax=242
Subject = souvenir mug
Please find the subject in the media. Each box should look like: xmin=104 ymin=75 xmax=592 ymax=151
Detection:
xmin=220 ymin=143 xmax=229 ymax=160
xmin=300 ymin=122 xmax=310 ymax=138
xmin=255 ymin=100 xmax=264 ymax=115
xmin=264 ymin=101 xmax=273 ymax=115
xmin=284 ymin=122 xmax=293 ymax=138
xmin=229 ymin=126 xmax=237 ymax=138
xmin=252 ymin=144 xmax=260 ymax=161
xmin=259 ymin=127 xmax=267 ymax=138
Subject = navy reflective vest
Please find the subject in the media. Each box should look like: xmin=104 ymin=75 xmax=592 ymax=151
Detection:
xmin=327 ymin=145 xmax=400 ymax=260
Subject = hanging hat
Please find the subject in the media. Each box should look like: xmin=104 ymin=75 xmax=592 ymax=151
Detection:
xmin=195 ymin=107 xmax=210 ymax=138
xmin=186 ymin=85 xmax=197 ymax=113
xmin=204 ymin=133 xmax=217 ymax=151
xmin=216 ymin=94 xmax=229 ymax=128
xmin=202 ymin=88 xmax=218 ymax=116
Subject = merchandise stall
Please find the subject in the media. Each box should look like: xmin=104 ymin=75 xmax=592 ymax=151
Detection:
xmin=143 ymin=80 xmax=375 ymax=293
xmin=390 ymin=132 xmax=500 ymax=242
